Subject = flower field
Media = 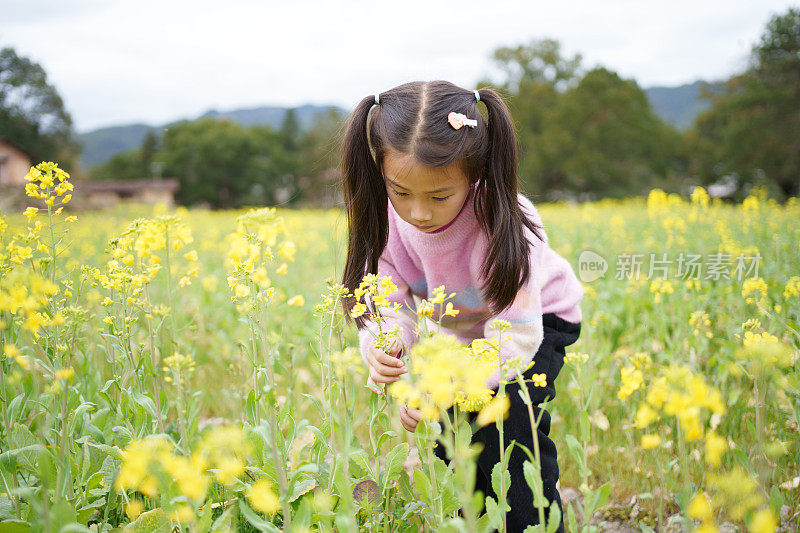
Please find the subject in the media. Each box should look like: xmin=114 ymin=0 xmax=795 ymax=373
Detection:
xmin=0 ymin=162 xmax=798 ymax=532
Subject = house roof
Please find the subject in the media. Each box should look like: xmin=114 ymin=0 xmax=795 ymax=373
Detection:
xmin=74 ymin=179 xmax=179 ymax=194
xmin=0 ymin=138 xmax=34 ymax=159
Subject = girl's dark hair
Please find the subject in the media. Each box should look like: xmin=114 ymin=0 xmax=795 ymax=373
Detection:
xmin=340 ymin=80 xmax=544 ymax=328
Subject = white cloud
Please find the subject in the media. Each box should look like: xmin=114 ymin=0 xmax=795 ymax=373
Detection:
xmin=1 ymin=0 xmax=795 ymax=131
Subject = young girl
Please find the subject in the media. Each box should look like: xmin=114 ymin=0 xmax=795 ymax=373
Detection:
xmin=339 ymin=80 xmax=583 ymax=532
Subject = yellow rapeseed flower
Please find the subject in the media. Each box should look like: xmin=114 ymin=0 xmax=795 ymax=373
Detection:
xmin=687 ymin=492 xmax=713 ymax=521
xmin=705 ymin=430 xmax=727 ymax=467
xmin=287 ymin=294 xmax=305 ymax=307
xmin=476 ymin=394 xmax=509 ymax=426
xmin=247 ymin=478 xmax=280 ymax=514
xmin=784 ymin=276 xmax=800 ymax=300
xmin=749 ymin=508 xmax=776 ymax=533
xmin=54 ymin=367 xmax=74 ymax=381
xmin=640 ymin=434 xmax=661 ymax=449
xmin=618 ymin=365 xmax=643 ymax=401
xmin=125 ymin=500 xmax=144 ymax=520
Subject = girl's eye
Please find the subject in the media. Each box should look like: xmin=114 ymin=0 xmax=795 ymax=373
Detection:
xmin=432 ymin=196 xmax=452 ymax=202
xmin=391 ymin=189 xmax=409 ymax=197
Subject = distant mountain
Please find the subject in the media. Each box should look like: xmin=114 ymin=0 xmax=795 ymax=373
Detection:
xmin=200 ymin=104 xmax=335 ymax=130
xmin=644 ymin=80 xmax=726 ymax=130
xmin=77 ymin=83 xmax=724 ymax=167
xmin=78 ymin=124 xmax=156 ymax=167
xmin=77 ymin=104 xmax=345 ymax=167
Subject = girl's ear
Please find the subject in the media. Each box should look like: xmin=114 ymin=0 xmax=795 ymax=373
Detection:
xmin=340 ymin=96 xmax=389 ymax=328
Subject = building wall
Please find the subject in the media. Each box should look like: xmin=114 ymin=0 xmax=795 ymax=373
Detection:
xmin=0 ymin=140 xmax=33 ymax=187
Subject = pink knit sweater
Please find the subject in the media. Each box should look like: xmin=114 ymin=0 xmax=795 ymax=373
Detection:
xmin=357 ymin=186 xmax=583 ymax=389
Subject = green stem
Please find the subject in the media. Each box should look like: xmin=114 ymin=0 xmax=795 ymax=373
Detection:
xmin=516 ymin=376 xmax=547 ymax=528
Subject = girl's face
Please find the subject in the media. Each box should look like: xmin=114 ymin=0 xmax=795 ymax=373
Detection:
xmin=382 ymin=149 xmax=472 ymax=232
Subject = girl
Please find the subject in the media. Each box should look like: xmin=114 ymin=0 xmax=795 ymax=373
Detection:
xmin=339 ymin=80 xmax=583 ymax=532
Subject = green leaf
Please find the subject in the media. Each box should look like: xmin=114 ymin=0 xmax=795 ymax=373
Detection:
xmin=484 ymin=496 xmax=508 ymax=530
xmin=382 ymin=442 xmax=409 ymax=490
xmin=564 ymin=434 xmax=587 ymax=478
xmin=376 ymin=430 xmax=398 ymax=452
xmin=523 ymin=461 xmax=547 ymax=508
xmin=545 ymin=499 xmax=562 ymax=533
xmin=0 ymin=520 xmax=31 ymax=533
xmin=76 ymin=497 xmax=105 ymax=524
xmin=100 ymin=455 xmax=118 ymax=492
xmin=413 ymin=469 xmax=432 ymax=502
xmin=566 ymin=500 xmax=579 ymax=533
xmin=585 ymin=483 xmax=611 ymax=516
xmin=579 ymin=411 xmax=590 ymax=443
xmin=491 ymin=462 xmax=511 ymax=501
xmin=289 ymin=476 xmax=316 ymax=503
xmin=37 ymin=448 xmax=57 ymax=489
xmin=245 ymin=390 xmax=258 ymax=424
xmin=9 ymin=425 xmax=38 ymax=474
xmin=122 ymin=508 xmax=171 ymax=533
xmin=210 ymin=508 xmax=235 ymax=532
xmin=769 ymin=485 xmax=785 ymax=514
xmin=0 ymin=451 xmax=17 ymax=475
xmin=348 ymin=449 xmax=372 ymax=478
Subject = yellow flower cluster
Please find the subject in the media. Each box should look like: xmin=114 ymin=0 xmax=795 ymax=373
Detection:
xmin=328 ymin=347 xmax=365 ymax=381
xmin=689 ymin=310 xmax=713 ymax=339
xmin=617 ymin=352 xmax=651 ymax=401
xmin=0 ymin=269 xmax=59 ymax=334
xmin=388 ymin=333 xmax=499 ymax=419
xmin=646 ymin=189 xmax=685 ymax=218
xmin=564 ymin=352 xmax=590 ymax=365
xmin=353 ymin=273 xmax=398 ymax=311
xmin=649 ymin=278 xmax=674 ymax=304
xmin=690 ymin=186 xmax=710 ymax=209
xmin=475 ymin=395 xmax=510 ymax=426
xmin=734 ymin=330 xmax=794 ymax=378
xmin=742 ymin=277 xmax=769 ymax=307
xmin=689 ymin=466 xmax=776 ymax=530
xmin=115 ymin=424 xmax=254 ymax=520
xmin=246 ymin=478 xmax=280 ymax=514
xmin=634 ymin=364 xmax=726 ymax=463
xmin=162 ymin=352 xmax=197 ymax=386
xmin=195 ymin=424 xmax=253 ymax=485
xmin=226 ymin=207 xmax=294 ymax=312
xmin=784 ymin=276 xmax=800 ymax=300
xmin=24 ymin=161 xmax=73 ymax=207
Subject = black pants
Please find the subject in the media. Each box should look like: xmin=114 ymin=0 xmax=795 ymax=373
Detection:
xmin=434 ymin=313 xmax=581 ymax=533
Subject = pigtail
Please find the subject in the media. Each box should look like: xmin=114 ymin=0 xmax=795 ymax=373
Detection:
xmin=474 ymin=87 xmax=545 ymax=314
xmin=340 ymin=95 xmax=388 ymax=328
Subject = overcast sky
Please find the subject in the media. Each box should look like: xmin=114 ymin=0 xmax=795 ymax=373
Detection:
xmin=2 ymin=0 xmax=796 ymax=133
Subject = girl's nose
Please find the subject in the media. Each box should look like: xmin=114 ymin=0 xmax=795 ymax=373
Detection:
xmin=410 ymin=203 xmax=432 ymax=222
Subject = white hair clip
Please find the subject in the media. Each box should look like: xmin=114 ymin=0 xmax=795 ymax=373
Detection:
xmin=448 ymin=112 xmax=477 ymax=130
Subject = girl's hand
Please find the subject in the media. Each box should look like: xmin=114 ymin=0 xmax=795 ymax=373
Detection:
xmin=399 ymin=404 xmax=423 ymax=432
xmin=365 ymin=336 xmax=407 ymax=384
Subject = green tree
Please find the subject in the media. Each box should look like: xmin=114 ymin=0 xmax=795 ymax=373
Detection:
xmin=548 ymin=68 xmax=686 ymax=198
xmin=480 ymin=39 xmax=583 ymax=196
xmin=90 ymin=149 xmax=146 ymax=180
xmin=89 ymin=131 xmax=159 ymax=181
xmin=141 ymin=130 xmax=159 ymax=177
xmin=485 ymin=38 xmax=582 ymax=94
xmin=692 ymin=8 xmax=800 ymax=197
xmin=295 ymin=108 xmax=346 ymax=205
xmin=484 ymin=39 xmax=685 ymax=199
xmin=280 ymin=108 xmax=301 ymax=151
xmin=159 ymin=118 xmax=294 ymax=207
xmin=0 ymin=46 xmax=78 ymax=168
